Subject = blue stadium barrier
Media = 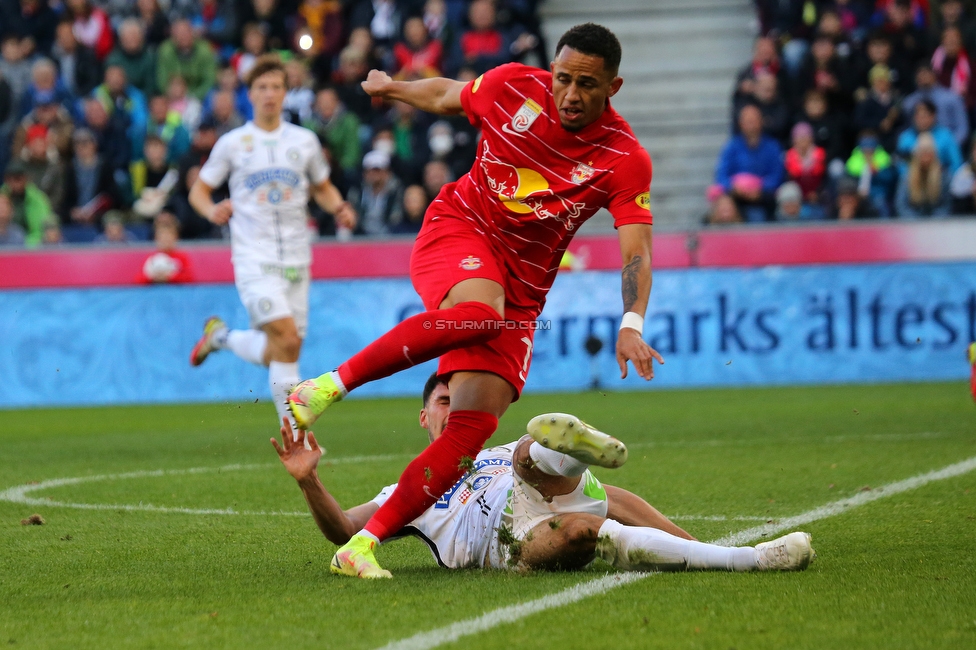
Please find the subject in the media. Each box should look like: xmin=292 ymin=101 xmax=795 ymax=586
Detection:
xmin=1 ymin=261 xmax=973 ymax=408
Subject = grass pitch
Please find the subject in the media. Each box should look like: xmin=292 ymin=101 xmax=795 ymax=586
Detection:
xmin=1 ymin=383 xmax=974 ymax=649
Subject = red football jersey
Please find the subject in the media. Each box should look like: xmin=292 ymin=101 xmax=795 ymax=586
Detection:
xmin=430 ymin=62 xmax=653 ymax=309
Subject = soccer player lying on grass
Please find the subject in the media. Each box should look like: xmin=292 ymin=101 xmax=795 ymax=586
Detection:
xmin=272 ymin=375 xmax=815 ymax=576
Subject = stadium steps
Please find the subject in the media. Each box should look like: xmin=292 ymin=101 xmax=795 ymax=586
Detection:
xmin=542 ymin=0 xmax=756 ymax=232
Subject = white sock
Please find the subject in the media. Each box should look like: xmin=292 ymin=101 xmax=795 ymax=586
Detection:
xmin=529 ymin=442 xmax=588 ymax=477
xmin=225 ymin=329 xmax=267 ymax=366
xmin=329 ymin=370 xmax=348 ymax=397
xmin=357 ymin=530 xmax=380 ymax=545
xmin=596 ymin=519 xmax=758 ymax=572
xmin=269 ymin=361 xmax=300 ymax=439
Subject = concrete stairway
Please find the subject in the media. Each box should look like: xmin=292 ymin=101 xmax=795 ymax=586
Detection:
xmin=540 ymin=0 xmax=756 ymax=232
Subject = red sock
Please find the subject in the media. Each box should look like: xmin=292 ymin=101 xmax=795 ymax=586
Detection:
xmin=363 ymin=410 xmax=498 ymax=541
xmin=337 ymin=301 xmax=502 ymax=391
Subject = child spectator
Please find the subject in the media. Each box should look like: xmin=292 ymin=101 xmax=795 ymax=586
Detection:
xmin=139 ymin=212 xmax=194 ymax=283
xmin=94 ymin=210 xmax=134 ymax=243
xmin=41 ymin=217 xmax=63 ymax=245
xmin=949 ymin=137 xmax=976 ymax=213
xmin=903 ymin=63 xmax=969 ymax=148
xmin=846 ymin=131 xmax=897 ymax=216
xmin=895 ymin=132 xmax=951 ymax=216
xmin=0 ymin=192 xmax=26 ymax=246
xmin=775 ymin=181 xmax=804 ymax=220
xmin=394 ymin=16 xmax=444 ymax=79
xmin=706 ymin=193 xmax=742 ymax=225
xmin=784 ymin=122 xmax=827 ymax=214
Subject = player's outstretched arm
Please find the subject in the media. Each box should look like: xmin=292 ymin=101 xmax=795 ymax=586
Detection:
xmin=188 ymin=179 xmax=233 ymax=225
xmin=361 ymin=69 xmax=465 ymax=115
xmin=604 ymin=485 xmax=696 ymax=541
xmin=616 ymin=223 xmax=664 ymax=380
xmin=312 ymin=178 xmax=358 ymax=231
xmin=271 ymin=420 xmax=378 ymax=545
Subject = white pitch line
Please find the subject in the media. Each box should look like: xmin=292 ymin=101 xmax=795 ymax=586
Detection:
xmin=626 ymin=430 xmax=950 ymax=452
xmin=378 ymin=454 xmax=976 ymax=650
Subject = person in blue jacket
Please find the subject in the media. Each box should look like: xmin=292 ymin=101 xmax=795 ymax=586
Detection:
xmin=715 ymin=104 xmax=784 ymax=222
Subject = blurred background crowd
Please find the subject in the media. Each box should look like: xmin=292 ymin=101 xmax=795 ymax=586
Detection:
xmin=0 ymin=0 xmax=545 ymax=247
xmin=710 ymin=0 xmax=976 ymax=224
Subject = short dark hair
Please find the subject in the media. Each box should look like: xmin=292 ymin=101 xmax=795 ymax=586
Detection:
xmin=555 ymin=23 xmax=622 ymax=77
xmin=422 ymin=372 xmax=447 ymax=407
xmin=916 ymin=98 xmax=937 ymax=116
xmin=245 ymin=53 xmax=286 ymax=89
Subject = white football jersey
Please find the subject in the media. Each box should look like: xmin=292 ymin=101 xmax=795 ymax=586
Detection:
xmin=198 ymin=121 xmax=330 ymax=267
xmin=372 ymin=441 xmax=518 ymax=569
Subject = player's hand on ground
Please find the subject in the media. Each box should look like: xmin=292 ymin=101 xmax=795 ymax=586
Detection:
xmin=209 ymin=199 xmax=233 ymax=225
xmin=361 ymin=69 xmax=394 ymax=97
xmin=335 ymin=201 xmax=358 ymax=230
xmin=616 ymin=328 xmax=664 ymax=380
xmin=271 ymin=419 xmax=322 ymax=481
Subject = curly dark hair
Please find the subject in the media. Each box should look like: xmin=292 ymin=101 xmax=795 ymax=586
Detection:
xmin=555 ymin=23 xmax=622 ymax=77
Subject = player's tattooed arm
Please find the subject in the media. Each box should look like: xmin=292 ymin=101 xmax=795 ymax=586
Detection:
xmin=616 ymin=223 xmax=664 ymax=380
xmin=621 ymin=256 xmax=642 ymax=313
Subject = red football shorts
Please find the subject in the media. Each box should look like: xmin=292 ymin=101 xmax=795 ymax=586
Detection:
xmin=410 ymin=215 xmax=539 ymax=398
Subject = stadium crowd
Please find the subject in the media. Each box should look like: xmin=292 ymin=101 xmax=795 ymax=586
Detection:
xmin=0 ymin=0 xmax=545 ymax=247
xmin=712 ymin=0 xmax=976 ymax=223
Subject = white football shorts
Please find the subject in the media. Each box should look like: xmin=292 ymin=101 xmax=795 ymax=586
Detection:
xmin=234 ymin=261 xmax=310 ymax=338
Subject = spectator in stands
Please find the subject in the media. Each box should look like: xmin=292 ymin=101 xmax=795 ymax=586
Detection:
xmin=784 ymin=121 xmax=827 ymax=216
xmin=1 ymin=160 xmax=52 ymax=246
xmin=351 ymin=149 xmax=403 ymax=235
xmin=61 ymin=127 xmax=123 ymax=231
xmin=422 ymin=159 xmax=452 ymax=200
xmin=846 ymin=131 xmax=897 ymax=216
xmin=752 ymin=71 xmax=792 ymax=145
xmin=139 ymin=211 xmax=194 ymax=283
xmin=94 ymin=65 xmax=149 ymax=162
xmin=94 ymin=211 xmax=134 ymax=243
xmin=852 ymin=64 xmax=902 ymax=152
xmin=930 ymin=0 xmax=975 ymax=47
xmin=895 ymin=132 xmax=952 ymax=216
xmin=392 ymin=183 xmax=428 ymax=234
xmin=775 ymin=181 xmax=805 ymax=220
xmin=852 ymin=31 xmax=906 ymax=95
xmin=166 ymin=75 xmax=202 ymax=134
xmin=50 ymin=20 xmax=102 ymax=98
xmin=734 ymin=37 xmax=788 ymax=111
xmin=423 ymin=0 xmax=454 ymax=52
xmin=949 ymin=137 xmax=976 ymax=213
xmin=931 ymin=26 xmax=976 ymax=109
xmin=897 ymin=99 xmax=963 ymax=173
xmin=816 ymin=9 xmax=855 ymax=60
xmin=146 ymin=94 xmax=190 ymax=164
xmin=834 ymin=173 xmax=881 ymax=219
xmin=0 ymin=74 xmax=13 ymax=174
xmin=204 ymin=67 xmax=254 ymax=123
xmin=349 ymin=0 xmax=402 ymax=52
xmin=0 ymin=192 xmax=26 ymax=247
xmin=334 ymin=45 xmax=375 ymax=124
xmin=168 ymin=163 xmax=216 ymax=239
xmin=208 ymin=90 xmax=244 ymax=138
xmin=878 ymin=0 xmax=929 ymax=90
xmin=283 ymin=60 xmax=314 ymax=125
xmin=903 ymin=63 xmax=969 ymax=148
xmin=0 ymin=36 xmax=32 ymax=105
xmin=388 ymin=100 xmax=431 ymax=185
xmin=394 ymin=16 xmax=444 ymax=79
xmin=133 ymin=0 xmax=170 ymax=48
xmin=20 ymin=124 xmax=64 ymax=212
xmin=795 ymin=34 xmax=853 ymax=114
xmin=426 ymin=119 xmax=470 ymax=180
xmin=706 ymin=193 xmax=743 ymax=225
xmin=6 ymin=0 xmax=59 ymax=58
xmin=41 ymin=217 xmax=62 ymax=245
xmin=192 ymin=0 xmax=237 ymax=52
xmin=305 ymin=86 xmax=362 ymax=186
xmin=66 ymin=0 xmax=114 ymax=62
xmin=714 ymin=104 xmax=784 ymax=222
xmin=295 ymin=0 xmax=344 ymax=60
xmin=106 ymin=19 xmax=157 ymax=98
xmin=231 ymin=23 xmax=271 ymax=83
xmin=131 ymin=133 xmax=177 ymax=220
xmin=12 ymin=97 xmax=74 ymax=159
xmin=80 ymin=96 xmax=131 ymax=172
xmin=450 ymin=0 xmax=510 ymax=76
xmin=240 ymin=0 xmax=290 ymax=51
xmin=18 ymin=58 xmax=72 ymax=119
xmin=156 ymin=19 xmax=217 ymax=102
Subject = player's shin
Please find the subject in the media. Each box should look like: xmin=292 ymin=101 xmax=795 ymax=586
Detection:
xmin=269 ymin=361 xmax=300 ymax=438
xmin=595 ymin=520 xmax=757 ymax=572
xmin=362 ymin=409 xmax=498 ymax=541
xmin=528 ymin=442 xmax=588 ymax=477
xmin=336 ymin=301 xmax=502 ymax=392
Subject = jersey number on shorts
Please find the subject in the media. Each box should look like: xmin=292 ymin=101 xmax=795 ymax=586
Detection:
xmin=518 ymin=336 xmax=533 ymax=382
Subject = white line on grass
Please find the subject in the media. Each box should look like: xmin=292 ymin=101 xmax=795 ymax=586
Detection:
xmin=627 ymin=430 xmax=950 ymax=452
xmin=378 ymin=454 xmax=976 ymax=650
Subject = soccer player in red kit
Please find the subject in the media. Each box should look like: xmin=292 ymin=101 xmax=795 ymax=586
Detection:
xmin=287 ymin=23 xmax=663 ymax=578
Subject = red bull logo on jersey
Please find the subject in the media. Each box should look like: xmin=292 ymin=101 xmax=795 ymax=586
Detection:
xmin=571 ymin=162 xmax=596 ymax=184
xmin=479 ymin=142 xmax=587 ymax=230
xmin=459 ymin=255 xmax=483 ymax=270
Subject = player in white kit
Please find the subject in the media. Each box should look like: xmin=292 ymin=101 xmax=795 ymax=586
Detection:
xmin=272 ymin=375 xmax=816 ymax=575
xmin=187 ymin=55 xmax=357 ymax=432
